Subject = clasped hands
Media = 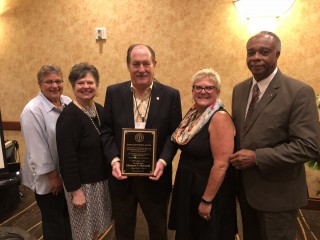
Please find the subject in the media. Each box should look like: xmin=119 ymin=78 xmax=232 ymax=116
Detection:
xmin=112 ymin=160 xmax=165 ymax=181
xmin=229 ymin=149 xmax=257 ymax=170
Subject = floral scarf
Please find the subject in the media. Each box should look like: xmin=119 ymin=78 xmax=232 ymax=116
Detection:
xmin=171 ymin=98 xmax=224 ymax=145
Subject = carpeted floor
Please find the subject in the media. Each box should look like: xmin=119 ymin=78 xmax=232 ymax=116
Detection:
xmin=0 ymin=185 xmax=170 ymax=240
xmin=0 ymin=185 xmax=319 ymax=240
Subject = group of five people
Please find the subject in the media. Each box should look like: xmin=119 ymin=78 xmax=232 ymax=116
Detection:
xmin=20 ymin=31 xmax=320 ymax=240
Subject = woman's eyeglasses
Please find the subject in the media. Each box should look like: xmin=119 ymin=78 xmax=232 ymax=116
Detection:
xmin=42 ymin=80 xmax=64 ymax=86
xmin=192 ymin=85 xmax=216 ymax=93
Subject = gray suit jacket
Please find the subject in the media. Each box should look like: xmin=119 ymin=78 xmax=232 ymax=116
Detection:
xmin=232 ymin=70 xmax=320 ymax=212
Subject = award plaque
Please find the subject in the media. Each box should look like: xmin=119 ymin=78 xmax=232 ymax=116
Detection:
xmin=121 ymin=128 xmax=157 ymax=176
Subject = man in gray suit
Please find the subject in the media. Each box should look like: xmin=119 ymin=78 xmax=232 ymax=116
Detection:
xmin=230 ymin=31 xmax=320 ymax=240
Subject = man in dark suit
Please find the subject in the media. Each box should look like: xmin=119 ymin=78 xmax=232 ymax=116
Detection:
xmin=100 ymin=44 xmax=182 ymax=240
xmin=230 ymin=31 xmax=320 ymax=240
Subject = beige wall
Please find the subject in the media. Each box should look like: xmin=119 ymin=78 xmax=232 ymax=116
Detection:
xmin=0 ymin=0 xmax=319 ymax=167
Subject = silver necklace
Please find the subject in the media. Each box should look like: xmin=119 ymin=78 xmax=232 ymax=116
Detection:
xmin=75 ymin=100 xmax=101 ymax=134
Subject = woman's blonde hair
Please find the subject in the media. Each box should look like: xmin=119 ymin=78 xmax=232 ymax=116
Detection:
xmin=191 ymin=68 xmax=221 ymax=91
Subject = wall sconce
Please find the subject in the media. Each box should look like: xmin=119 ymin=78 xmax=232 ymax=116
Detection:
xmin=233 ymin=0 xmax=295 ymax=33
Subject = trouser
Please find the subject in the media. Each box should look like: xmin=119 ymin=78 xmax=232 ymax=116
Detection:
xmin=237 ymin=173 xmax=297 ymax=240
xmin=35 ymin=191 xmax=72 ymax=240
xmin=111 ymin=178 xmax=169 ymax=240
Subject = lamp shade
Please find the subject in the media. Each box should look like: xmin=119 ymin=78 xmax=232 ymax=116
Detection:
xmin=234 ymin=0 xmax=295 ymax=18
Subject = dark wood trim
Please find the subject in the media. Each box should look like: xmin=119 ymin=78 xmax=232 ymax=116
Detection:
xmin=3 ymin=121 xmax=21 ymax=131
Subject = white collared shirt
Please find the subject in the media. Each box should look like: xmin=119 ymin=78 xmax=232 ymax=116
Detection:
xmin=20 ymin=92 xmax=71 ymax=194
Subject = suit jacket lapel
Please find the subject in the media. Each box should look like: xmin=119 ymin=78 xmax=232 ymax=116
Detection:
xmin=121 ymin=82 xmax=135 ymax=128
xmin=241 ymin=72 xmax=280 ymax=138
xmin=146 ymin=82 xmax=163 ymax=128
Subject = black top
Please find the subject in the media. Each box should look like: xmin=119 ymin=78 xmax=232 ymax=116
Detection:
xmin=56 ymin=102 xmax=108 ymax=192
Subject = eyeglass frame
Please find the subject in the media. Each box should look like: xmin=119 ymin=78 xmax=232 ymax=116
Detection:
xmin=192 ymin=85 xmax=217 ymax=93
xmin=41 ymin=80 xmax=64 ymax=86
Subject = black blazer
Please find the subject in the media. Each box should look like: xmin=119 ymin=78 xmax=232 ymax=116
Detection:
xmin=100 ymin=81 xmax=182 ymax=199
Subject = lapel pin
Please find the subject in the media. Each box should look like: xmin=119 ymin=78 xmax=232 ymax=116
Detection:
xmin=268 ymin=93 xmax=273 ymax=98
xmin=156 ymin=97 xmax=159 ymax=100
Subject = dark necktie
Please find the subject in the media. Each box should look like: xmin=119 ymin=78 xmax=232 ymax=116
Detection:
xmin=242 ymin=83 xmax=260 ymax=132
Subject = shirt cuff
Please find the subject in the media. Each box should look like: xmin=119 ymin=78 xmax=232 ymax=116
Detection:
xmin=158 ymin=159 xmax=167 ymax=167
xmin=111 ymin=157 xmax=120 ymax=166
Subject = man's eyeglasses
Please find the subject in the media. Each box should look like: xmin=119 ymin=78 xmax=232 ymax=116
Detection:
xmin=192 ymin=85 xmax=216 ymax=93
xmin=42 ymin=80 xmax=64 ymax=86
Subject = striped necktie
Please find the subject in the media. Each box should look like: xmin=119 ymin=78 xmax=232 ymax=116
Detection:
xmin=242 ymin=83 xmax=260 ymax=132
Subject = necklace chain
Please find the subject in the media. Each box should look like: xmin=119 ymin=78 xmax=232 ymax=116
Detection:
xmin=75 ymin=99 xmax=101 ymax=134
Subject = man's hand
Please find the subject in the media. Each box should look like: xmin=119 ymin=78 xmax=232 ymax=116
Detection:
xmin=112 ymin=161 xmax=128 ymax=180
xmin=47 ymin=170 xmax=62 ymax=195
xmin=149 ymin=160 xmax=165 ymax=181
xmin=230 ymin=149 xmax=257 ymax=170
